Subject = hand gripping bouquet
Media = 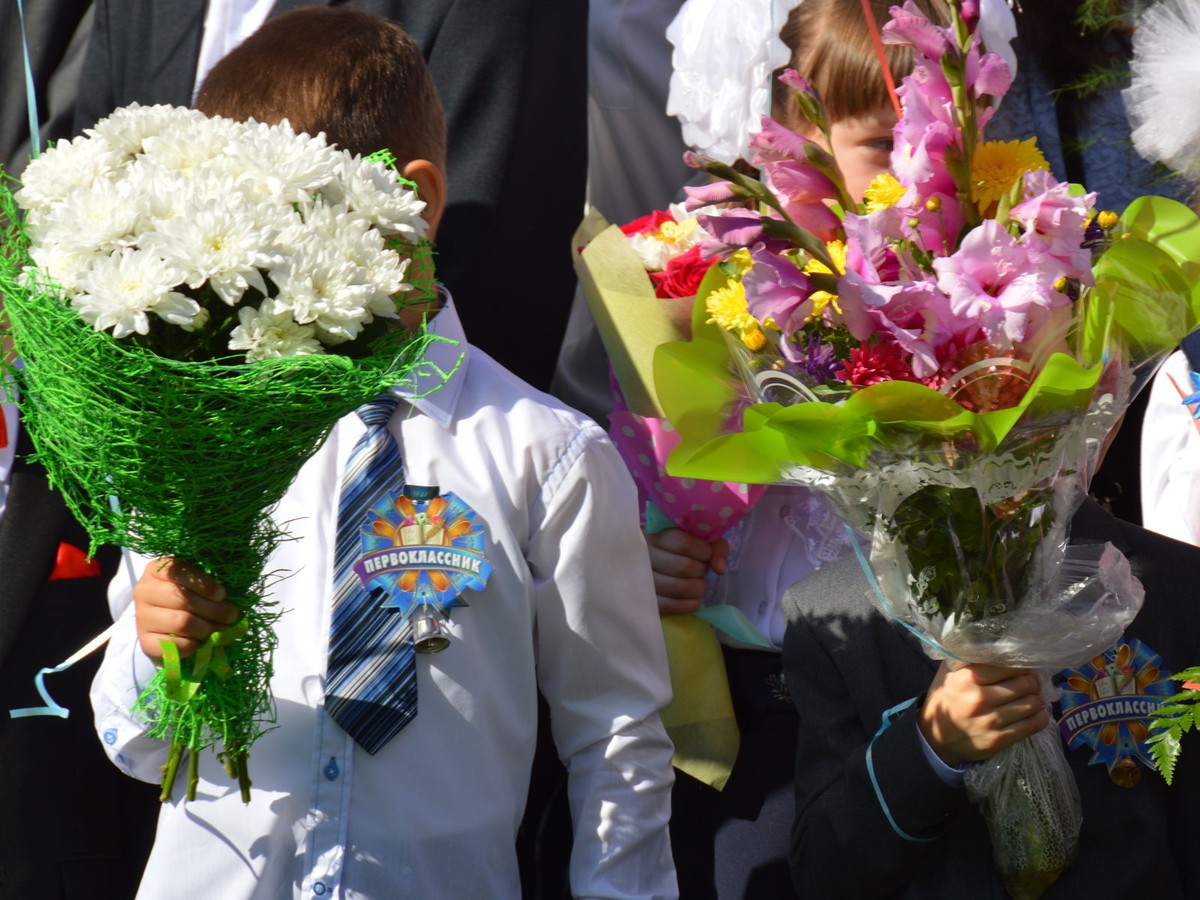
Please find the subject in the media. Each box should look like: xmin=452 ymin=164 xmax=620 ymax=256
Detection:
xmin=655 ymin=2 xmax=1200 ymax=896
xmin=0 ymin=105 xmax=450 ymax=802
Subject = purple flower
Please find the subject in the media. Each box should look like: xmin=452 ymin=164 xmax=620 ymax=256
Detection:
xmin=741 ymin=248 xmax=814 ymax=358
xmin=696 ymin=209 xmax=789 ymax=256
xmin=795 ymin=333 xmax=843 ymax=383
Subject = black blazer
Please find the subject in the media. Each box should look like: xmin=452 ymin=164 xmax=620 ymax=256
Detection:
xmin=0 ymin=425 xmax=158 ymax=899
xmin=782 ymin=500 xmax=1200 ymax=899
xmin=71 ymin=0 xmax=587 ymax=392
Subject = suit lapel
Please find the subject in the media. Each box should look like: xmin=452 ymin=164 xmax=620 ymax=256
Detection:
xmin=0 ymin=430 xmax=69 ymax=669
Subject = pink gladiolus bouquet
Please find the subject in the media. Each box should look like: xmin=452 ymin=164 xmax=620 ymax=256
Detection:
xmin=656 ymin=2 xmax=1200 ymax=896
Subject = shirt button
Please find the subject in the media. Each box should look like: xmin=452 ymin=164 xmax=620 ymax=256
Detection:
xmin=323 ymin=757 xmax=340 ymax=781
xmin=313 ymin=882 xmax=327 ymax=896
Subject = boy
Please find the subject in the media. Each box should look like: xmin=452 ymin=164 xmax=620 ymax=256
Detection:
xmin=90 ymin=9 xmax=677 ymax=899
xmin=782 ymin=496 xmax=1200 ymax=897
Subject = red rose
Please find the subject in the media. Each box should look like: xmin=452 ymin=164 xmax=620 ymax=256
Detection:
xmin=649 ymin=245 xmax=712 ymax=299
xmin=619 ymin=209 xmax=673 ymax=237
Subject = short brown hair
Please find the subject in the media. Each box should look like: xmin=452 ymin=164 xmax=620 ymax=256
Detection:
xmin=774 ymin=0 xmax=952 ymax=125
xmin=195 ymin=7 xmax=446 ymax=169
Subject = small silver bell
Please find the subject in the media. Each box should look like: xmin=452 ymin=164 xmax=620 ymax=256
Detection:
xmin=411 ymin=605 xmax=450 ymax=654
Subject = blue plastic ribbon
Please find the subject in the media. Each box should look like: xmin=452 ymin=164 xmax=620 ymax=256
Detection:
xmin=16 ymin=0 xmax=41 ymax=160
xmin=865 ymin=696 xmax=939 ymax=843
xmin=843 ymin=521 xmax=963 ymax=662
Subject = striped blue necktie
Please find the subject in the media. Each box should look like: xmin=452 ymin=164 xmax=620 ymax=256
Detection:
xmin=325 ymin=393 xmax=417 ymax=754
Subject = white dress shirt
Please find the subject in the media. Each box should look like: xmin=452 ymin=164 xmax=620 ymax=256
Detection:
xmin=1141 ymin=349 xmax=1200 ymax=546
xmin=92 ymin=298 xmax=678 ymax=899
xmin=193 ymin=0 xmax=275 ymax=99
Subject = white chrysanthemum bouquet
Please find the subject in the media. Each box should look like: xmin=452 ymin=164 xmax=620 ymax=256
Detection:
xmin=0 ymin=104 xmax=447 ymax=801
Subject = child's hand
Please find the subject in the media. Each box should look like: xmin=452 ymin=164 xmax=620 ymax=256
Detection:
xmin=643 ymin=527 xmax=729 ymax=616
xmin=917 ymin=662 xmax=1049 ymax=767
xmin=134 ymin=558 xmax=238 ymax=660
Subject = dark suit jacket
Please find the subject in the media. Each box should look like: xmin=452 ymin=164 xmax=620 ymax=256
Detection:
xmin=71 ymin=0 xmax=587 ymax=392
xmin=0 ymin=425 xmax=158 ymax=899
xmin=0 ymin=0 xmax=93 ymax=175
xmin=782 ymin=500 xmax=1200 ymax=898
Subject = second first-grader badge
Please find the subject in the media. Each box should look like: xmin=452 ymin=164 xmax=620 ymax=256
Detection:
xmin=352 ymin=485 xmax=494 ymax=653
xmin=1056 ymin=637 xmax=1176 ymax=788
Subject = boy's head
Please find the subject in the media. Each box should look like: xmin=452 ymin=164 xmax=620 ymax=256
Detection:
xmin=773 ymin=0 xmax=952 ymax=199
xmin=195 ymin=7 xmax=447 ymax=236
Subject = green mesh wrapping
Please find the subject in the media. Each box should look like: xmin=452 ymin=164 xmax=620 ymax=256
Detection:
xmin=0 ymin=177 xmax=451 ymax=801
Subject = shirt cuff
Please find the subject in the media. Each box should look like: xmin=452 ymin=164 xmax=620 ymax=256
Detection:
xmin=917 ymin=724 xmax=966 ymax=787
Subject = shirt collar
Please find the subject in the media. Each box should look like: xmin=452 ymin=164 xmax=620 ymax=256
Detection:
xmin=391 ymin=289 xmax=469 ymax=428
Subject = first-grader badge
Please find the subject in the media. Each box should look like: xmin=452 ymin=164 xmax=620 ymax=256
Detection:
xmin=352 ymin=485 xmax=494 ymax=653
xmin=1057 ymin=637 xmax=1176 ymax=788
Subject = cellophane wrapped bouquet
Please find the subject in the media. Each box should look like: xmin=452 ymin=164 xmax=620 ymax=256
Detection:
xmin=0 ymin=105 xmax=450 ymax=802
xmin=655 ymin=2 xmax=1200 ymax=896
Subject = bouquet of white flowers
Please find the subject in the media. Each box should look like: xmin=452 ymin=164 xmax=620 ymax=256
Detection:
xmin=0 ymin=104 xmax=449 ymax=801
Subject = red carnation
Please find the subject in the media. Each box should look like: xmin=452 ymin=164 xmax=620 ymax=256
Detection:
xmin=649 ymin=245 xmax=712 ymax=299
xmin=839 ymin=340 xmax=919 ymax=387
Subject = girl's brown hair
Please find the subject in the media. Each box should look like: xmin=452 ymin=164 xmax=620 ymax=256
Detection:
xmin=773 ymin=0 xmax=952 ymax=127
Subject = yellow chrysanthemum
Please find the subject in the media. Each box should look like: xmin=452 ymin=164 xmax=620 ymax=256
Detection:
xmin=803 ymin=240 xmax=846 ymax=278
xmin=971 ymin=138 xmax=1048 ymax=211
xmin=705 ymin=280 xmax=757 ymax=333
xmin=863 ymin=173 xmax=907 ymax=212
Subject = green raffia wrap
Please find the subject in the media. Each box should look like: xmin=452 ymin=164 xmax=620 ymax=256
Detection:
xmin=0 ymin=186 xmax=449 ymax=803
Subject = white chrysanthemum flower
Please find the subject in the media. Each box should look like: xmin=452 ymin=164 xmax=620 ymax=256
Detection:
xmin=228 ymin=298 xmax=323 ymax=360
xmin=140 ymin=120 xmax=243 ymax=180
xmin=227 ymin=118 xmax=342 ymax=205
xmin=13 ymin=134 xmax=127 ymax=212
xmin=29 ymin=178 xmax=143 ymax=257
xmin=364 ymin=250 xmax=412 ymax=315
xmin=269 ymin=239 xmax=377 ymax=343
xmin=333 ymin=154 xmax=427 ymax=240
xmin=72 ymin=248 xmax=195 ymax=339
xmin=27 ymin=240 xmax=95 ymax=294
xmin=86 ymin=103 xmax=211 ymax=157
xmin=139 ymin=195 xmax=281 ymax=305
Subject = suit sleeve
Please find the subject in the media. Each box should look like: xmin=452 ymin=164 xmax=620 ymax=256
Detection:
xmin=782 ymin=566 xmax=968 ymax=899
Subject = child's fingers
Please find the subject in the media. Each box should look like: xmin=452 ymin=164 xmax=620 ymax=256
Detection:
xmin=657 ymin=596 xmax=704 ymax=616
xmin=644 ymin=528 xmax=715 ymax=564
xmin=148 ymin=557 xmax=227 ymax=603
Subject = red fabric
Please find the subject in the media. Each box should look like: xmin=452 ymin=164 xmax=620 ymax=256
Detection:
xmin=47 ymin=541 xmax=102 ymax=581
xmin=0 ymin=411 xmax=6 ymax=449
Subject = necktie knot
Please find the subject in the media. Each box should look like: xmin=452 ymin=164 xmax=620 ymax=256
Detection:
xmin=357 ymin=393 xmax=402 ymax=429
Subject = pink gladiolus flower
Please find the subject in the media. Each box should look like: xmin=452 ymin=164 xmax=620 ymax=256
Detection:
xmin=882 ymin=0 xmax=955 ymax=61
xmin=1010 ymin=169 xmax=1097 ymax=283
xmin=934 ymin=220 xmax=1069 ymax=346
xmin=683 ymin=180 xmax=740 ymax=212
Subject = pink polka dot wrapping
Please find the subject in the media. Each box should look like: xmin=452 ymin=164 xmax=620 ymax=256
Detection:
xmin=609 ymin=404 xmax=764 ymax=540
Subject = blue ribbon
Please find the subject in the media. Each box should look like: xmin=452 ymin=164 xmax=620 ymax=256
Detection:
xmin=16 ymin=0 xmax=41 ymax=160
xmin=843 ymin=521 xmax=963 ymax=662
xmin=865 ymin=697 xmax=939 ymax=843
